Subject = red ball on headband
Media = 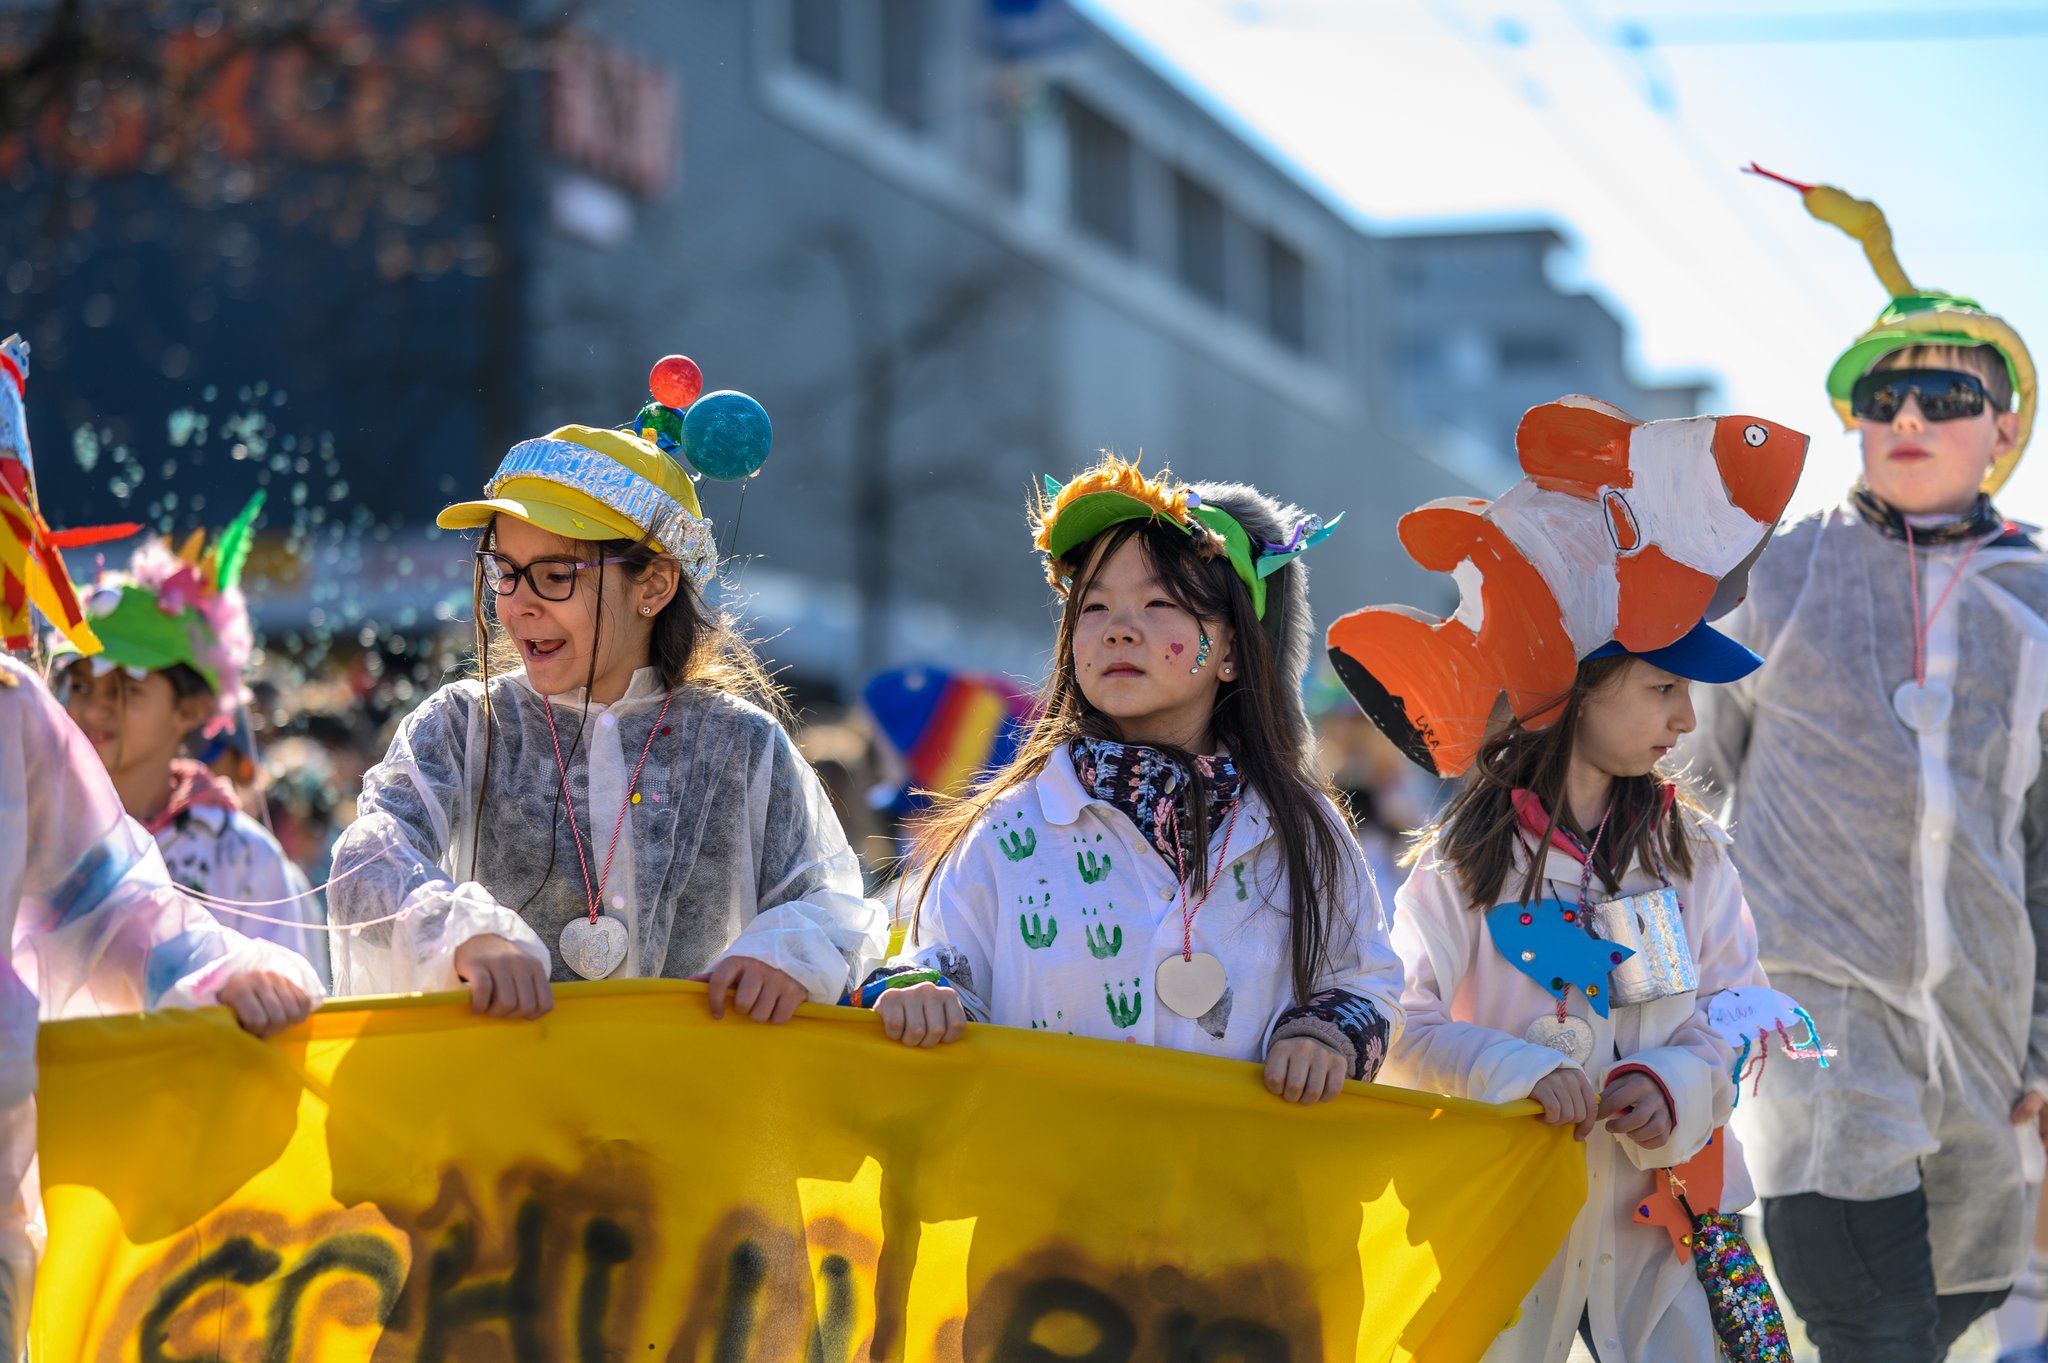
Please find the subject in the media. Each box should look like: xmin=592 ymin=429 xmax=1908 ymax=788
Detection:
xmin=648 ymin=355 xmax=703 ymax=409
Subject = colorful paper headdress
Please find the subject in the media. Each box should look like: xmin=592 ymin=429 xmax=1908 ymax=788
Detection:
xmin=438 ymin=356 xmax=775 ymax=583
xmin=1032 ymin=454 xmax=1339 ymax=621
xmin=54 ymin=494 xmax=264 ymax=733
xmin=0 ymin=335 xmax=138 ymax=655
xmin=1750 ymin=164 xmax=2036 ymax=495
xmin=1327 ymin=397 xmax=1809 ymax=777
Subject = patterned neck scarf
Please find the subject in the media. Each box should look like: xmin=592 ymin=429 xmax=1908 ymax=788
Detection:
xmin=1850 ymin=482 xmax=2010 ymax=545
xmin=144 ymin=757 xmax=242 ymax=837
xmin=1070 ymin=737 xmax=1244 ymax=867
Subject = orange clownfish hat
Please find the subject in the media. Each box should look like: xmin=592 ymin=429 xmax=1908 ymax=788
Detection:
xmin=1326 ymin=396 xmax=1808 ymax=777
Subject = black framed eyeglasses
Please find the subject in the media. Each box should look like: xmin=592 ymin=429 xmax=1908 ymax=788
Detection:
xmin=476 ymin=552 xmax=630 ymax=602
xmin=1849 ymin=368 xmax=1992 ymax=424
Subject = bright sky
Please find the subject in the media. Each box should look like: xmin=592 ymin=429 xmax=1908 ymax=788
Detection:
xmin=1083 ymin=0 xmax=2048 ymax=521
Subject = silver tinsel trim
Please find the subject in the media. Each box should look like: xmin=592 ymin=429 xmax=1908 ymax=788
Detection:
xmin=488 ymin=438 xmax=716 ymax=582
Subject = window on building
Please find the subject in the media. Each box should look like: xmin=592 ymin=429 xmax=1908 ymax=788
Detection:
xmin=1175 ymin=172 xmax=1226 ymax=306
xmin=878 ymin=0 xmax=928 ymax=129
xmin=792 ymin=0 xmax=843 ymax=81
xmin=1264 ymin=233 xmax=1307 ymax=352
xmin=1066 ymin=94 xmax=1133 ymax=253
xmin=1498 ymin=334 xmax=1573 ymax=369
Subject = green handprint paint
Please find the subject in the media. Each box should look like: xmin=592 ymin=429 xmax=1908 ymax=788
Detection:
xmin=1019 ymin=912 xmax=1058 ymax=949
xmin=1077 ymin=850 xmax=1112 ymax=884
xmin=1232 ymin=861 xmax=1248 ymax=901
xmin=1104 ymin=979 xmax=1143 ymax=1028
xmin=999 ymin=827 xmax=1038 ymax=861
xmin=1085 ymin=923 xmax=1122 ymax=959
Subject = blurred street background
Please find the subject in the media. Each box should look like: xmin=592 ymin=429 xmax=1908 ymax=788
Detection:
xmin=5 ymin=1 xmax=2047 ymax=1352
xmin=2 ymin=0 xmax=2042 ymax=1009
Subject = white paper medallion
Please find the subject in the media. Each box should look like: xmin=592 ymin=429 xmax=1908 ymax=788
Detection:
xmin=561 ymin=913 xmax=629 ymax=980
xmin=1523 ymin=1014 xmax=1595 ymax=1067
xmin=1156 ymin=952 xmax=1228 ymax=1019
xmin=1893 ymin=679 xmax=1953 ymax=734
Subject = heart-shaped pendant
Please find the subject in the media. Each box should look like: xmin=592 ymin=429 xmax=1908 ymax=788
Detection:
xmin=1157 ymin=952 xmax=1227 ymax=1019
xmin=1524 ymin=1014 xmax=1594 ymax=1067
xmin=560 ymin=913 xmax=629 ymax=979
xmin=1893 ymin=679 xmax=1953 ymax=734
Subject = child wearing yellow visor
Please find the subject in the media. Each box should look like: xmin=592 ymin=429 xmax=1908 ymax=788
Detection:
xmin=328 ymin=371 xmax=884 ymax=1021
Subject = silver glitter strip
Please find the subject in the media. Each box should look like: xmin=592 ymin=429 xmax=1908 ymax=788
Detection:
xmin=486 ymin=438 xmax=715 ymax=581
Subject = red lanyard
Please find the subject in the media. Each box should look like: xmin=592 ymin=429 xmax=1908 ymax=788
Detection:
xmin=1166 ymin=800 xmax=1241 ymax=962
xmin=543 ymin=691 xmax=675 ymax=924
xmin=1572 ymin=801 xmax=1616 ymax=915
xmin=1902 ymin=522 xmax=1991 ymax=687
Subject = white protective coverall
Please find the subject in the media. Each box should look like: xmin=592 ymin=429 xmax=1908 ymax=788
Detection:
xmin=329 ymin=668 xmax=885 ymax=999
xmin=1688 ymin=500 xmax=2048 ymax=1293
xmin=0 ymin=655 xmax=326 ymax=1354
xmin=1386 ymin=814 xmax=1763 ymax=1363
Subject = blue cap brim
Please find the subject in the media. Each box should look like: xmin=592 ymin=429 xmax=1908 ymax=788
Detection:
xmin=1584 ymin=620 xmax=1762 ymax=683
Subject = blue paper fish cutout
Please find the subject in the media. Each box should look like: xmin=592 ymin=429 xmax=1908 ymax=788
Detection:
xmin=1485 ymin=898 xmax=1634 ymax=1018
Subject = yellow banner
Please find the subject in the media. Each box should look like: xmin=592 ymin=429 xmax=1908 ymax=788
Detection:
xmin=31 ymin=982 xmax=1582 ymax=1362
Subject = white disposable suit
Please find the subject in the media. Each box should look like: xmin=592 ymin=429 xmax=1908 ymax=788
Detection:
xmin=329 ymin=668 xmax=886 ymax=1000
xmin=0 ymin=655 xmax=325 ymax=1354
xmin=1688 ymin=500 xmax=2048 ymax=1293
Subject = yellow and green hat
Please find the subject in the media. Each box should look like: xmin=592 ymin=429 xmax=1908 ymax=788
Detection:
xmin=437 ymin=424 xmax=716 ymax=581
xmin=1031 ymin=454 xmax=1338 ymax=620
xmin=1754 ymin=165 xmax=2036 ymax=494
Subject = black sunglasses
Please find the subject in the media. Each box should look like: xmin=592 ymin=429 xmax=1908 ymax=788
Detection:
xmin=1850 ymin=368 xmax=1992 ymax=424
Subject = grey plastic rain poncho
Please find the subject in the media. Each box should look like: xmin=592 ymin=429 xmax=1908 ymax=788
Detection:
xmin=1686 ymin=496 xmax=2048 ymax=1294
xmin=0 ymin=656 xmax=326 ymax=1356
xmin=329 ymin=667 xmax=885 ymax=999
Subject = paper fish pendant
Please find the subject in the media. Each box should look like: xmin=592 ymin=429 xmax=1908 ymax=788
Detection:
xmin=1327 ymin=396 xmax=1807 ymax=776
xmin=1634 ymin=1127 xmax=1729 ymax=1258
xmin=1485 ymin=897 xmax=1634 ymax=1018
xmin=1706 ymin=984 xmax=1834 ymax=1094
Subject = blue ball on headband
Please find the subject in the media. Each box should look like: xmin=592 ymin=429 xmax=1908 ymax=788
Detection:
xmin=681 ymin=390 xmax=773 ymax=481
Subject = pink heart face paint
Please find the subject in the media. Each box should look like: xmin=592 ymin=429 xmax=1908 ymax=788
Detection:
xmin=1169 ymin=642 xmax=1184 ymax=657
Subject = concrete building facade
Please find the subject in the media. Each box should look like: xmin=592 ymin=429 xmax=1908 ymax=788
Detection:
xmin=2 ymin=0 xmax=1715 ymax=703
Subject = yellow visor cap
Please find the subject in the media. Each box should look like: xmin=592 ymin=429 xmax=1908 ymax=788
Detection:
xmin=437 ymin=424 xmax=706 ymax=552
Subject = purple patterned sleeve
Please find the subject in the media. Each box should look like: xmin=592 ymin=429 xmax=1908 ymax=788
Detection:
xmin=1270 ymin=989 xmax=1392 ymax=1081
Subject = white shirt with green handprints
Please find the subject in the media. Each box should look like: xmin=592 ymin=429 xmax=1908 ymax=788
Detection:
xmin=889 ymin=744 xmax=1403 ymax=1063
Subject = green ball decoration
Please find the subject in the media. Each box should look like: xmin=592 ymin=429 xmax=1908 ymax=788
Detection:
xmin=635 ymin=401 xmax=685 ymax=456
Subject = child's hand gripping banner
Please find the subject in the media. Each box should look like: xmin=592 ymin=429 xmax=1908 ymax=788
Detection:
xmin=31 ymin=981 xmax=1582 ymax=1362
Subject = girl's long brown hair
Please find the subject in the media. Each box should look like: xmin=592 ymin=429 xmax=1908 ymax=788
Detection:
xmin=908 ymin=517 xmax=1354 ymax=1004
xmin=1406 ymin=655 xmax=1704 ymax=909
xmin=462 ymin=515 xmax=788 ymax=886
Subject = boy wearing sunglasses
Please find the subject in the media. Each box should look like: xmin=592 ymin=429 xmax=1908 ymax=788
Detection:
xmin=1689 ymin=176 xmax=2047 ymax=1362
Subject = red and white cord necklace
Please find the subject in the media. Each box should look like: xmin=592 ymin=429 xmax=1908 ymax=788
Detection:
xmin=1558 ymin=800 xmax=1615 ymax=1025
xmin=1517 ymin=799 xmax=1612 ymax=1067
xmin=543 ymin=690 xmax=674 ymax=977
xmin=1894 ymin=521 xmax=1996 ymax=733
xmin=1155 ymin=799 xmax=1241 ymax=1019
